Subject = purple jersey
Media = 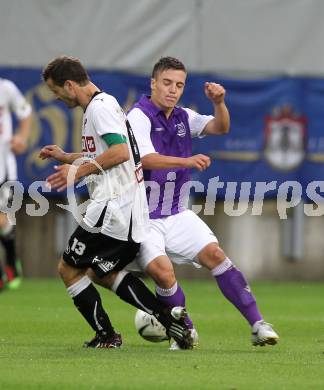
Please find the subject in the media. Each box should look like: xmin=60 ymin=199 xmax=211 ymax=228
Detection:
xmin=129 ymin=95 xmax=193 ymax=219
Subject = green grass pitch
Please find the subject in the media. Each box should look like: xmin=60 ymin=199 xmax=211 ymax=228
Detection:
xmin=0 ymin=279 xmax=324 ymax=389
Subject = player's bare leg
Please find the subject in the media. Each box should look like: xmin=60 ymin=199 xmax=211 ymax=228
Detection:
xmin=145 ymin=256 xmax=194 ymax=326
xmin=198 ymin=242 xmax=279 ymax=346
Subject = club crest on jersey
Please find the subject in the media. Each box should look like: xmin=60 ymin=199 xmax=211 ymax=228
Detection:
xmin=264 ymin=105 xmax=306 ymax=171
xmin=82 ymin=136 xmax=96 ymax=152
xmin=175 ymin=122 xmax=186 ymax=137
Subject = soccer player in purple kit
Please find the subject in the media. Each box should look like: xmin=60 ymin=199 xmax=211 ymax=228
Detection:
xmin=126 ymin=56 xmax=279 ymax=349
xmin=40 ymin=55 xmax=193 ymax=350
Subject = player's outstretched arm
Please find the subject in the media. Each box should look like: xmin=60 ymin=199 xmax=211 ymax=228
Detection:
xmin=141 ymin=153 xmax=210 ymax=171
xmin=202 ymin=82 xmax=230 ymax=136
xmin=39 ymin=144 xmax=82 ymax=164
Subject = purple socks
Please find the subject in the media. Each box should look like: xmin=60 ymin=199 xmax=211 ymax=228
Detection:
xmin=212 ymin=259 xmax=262 ymax=326
xmin=154 ymin=258 xmax=262 ymax=330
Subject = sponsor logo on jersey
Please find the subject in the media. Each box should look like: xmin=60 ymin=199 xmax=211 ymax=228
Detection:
xmin=82 ymin=135 xmax=96 ymax=153
xmin=155 ymin=127 xmax=165 ymax=132
xmin=175 ymin=122 xmax=186 ymax=137
xmin=135 ymin=164 xmax=144 ymax=183
xmin=264 ymin=105 xmax=306 ymax=171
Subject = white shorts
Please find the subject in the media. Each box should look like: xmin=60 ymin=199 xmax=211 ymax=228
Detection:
xmin=134 ymin=209 xmax=218 ymax=271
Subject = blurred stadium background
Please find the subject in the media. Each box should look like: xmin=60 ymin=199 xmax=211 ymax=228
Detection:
xmin=1 ymin=0 xmax=324 ymax=281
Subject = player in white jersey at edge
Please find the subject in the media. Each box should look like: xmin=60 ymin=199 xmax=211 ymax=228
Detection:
xmin=40 ymin=56 xmax=193 ymax=349
xmin=125 ymin=56 xmax=279 ymax=349
xmin=0 ymin=78 xmax=32 ymax=291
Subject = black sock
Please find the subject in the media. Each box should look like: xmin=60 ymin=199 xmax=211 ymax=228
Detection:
xmin=72 ymin=283 xmax=115 ymax=336
xmin=0 ymin=231 xmax=18 ymax=276
xmin=115 ymin=273 xmax=172 ymax=329
xmin=0 ymin=265 xmax=4 ymax=287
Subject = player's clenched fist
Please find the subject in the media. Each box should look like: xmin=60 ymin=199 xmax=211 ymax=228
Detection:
xmin=185 ymin=154 xmax=211 ymax=171
xmin=204 ymin=82 xmax=226 ymax=105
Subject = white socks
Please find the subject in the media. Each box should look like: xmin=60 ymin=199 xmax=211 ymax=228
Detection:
xmin=211 ymin=257 xmax=233 ymax=277
xmin=67 ymin=276 xmax=91 ymax=298
xmin=110 ymin=270 xmax=129 ymax=293
xmin=156 ymin=282 xmax=178 ymax=297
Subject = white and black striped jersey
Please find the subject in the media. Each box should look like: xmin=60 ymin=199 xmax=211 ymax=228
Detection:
xmin=81 ymin=92 xmax=149 ymax=243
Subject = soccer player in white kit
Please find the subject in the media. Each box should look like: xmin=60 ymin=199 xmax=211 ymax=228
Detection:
xmin=40 ymin=56 xmax=193 ymax=349
xmin=0 ymin=78 xmax=32 ymax=291
xmin=126 ymin=57 xmax=279 ymax=349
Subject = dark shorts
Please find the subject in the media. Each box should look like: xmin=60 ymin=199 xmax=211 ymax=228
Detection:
xmin=62 ymin=224 xmax=140 ymax=278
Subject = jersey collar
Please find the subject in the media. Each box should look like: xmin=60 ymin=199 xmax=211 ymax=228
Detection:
xmin=139 ymin=95 xmax=180 ymax=118
xmin=84 ymin=90 xmax=104 ymax=112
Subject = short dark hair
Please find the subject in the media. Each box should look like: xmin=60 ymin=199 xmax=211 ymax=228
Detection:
xmin=42 ymin=55 xmax=89 ymax=86
xmin=151 ymin=56 xmax=186 ymax=79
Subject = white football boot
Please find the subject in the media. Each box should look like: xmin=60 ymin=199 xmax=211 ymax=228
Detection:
xmin=251 ymin=320 xmax=279 ymax=346
xmin=169 ymin=328 xmax=199 ymax=350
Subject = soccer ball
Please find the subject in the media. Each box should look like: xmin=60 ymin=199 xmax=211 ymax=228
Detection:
xmin=134 ymin=309 xmax=168 ymax=343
